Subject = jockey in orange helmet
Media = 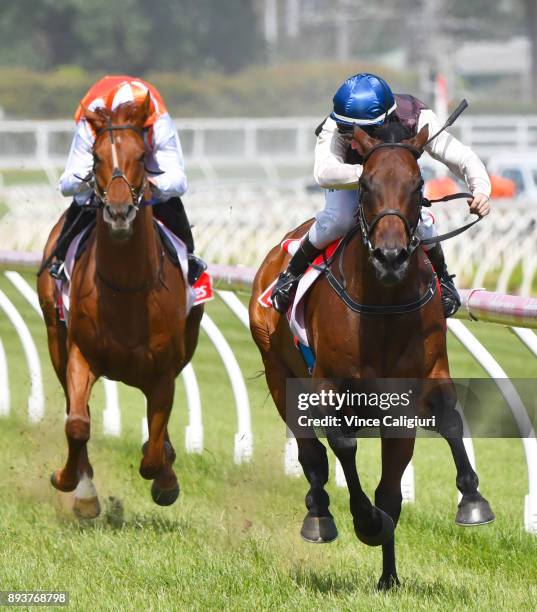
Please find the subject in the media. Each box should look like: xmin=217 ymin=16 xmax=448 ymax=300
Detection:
xmin=49 ymin=75 xmax=205 ymax=284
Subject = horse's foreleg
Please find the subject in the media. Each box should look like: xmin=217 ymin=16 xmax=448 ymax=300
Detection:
xmin=297 ymin=437 xmax=338 ymax=543
xmin=262 ymin=353 xmax=337 ymax=542
xmin=326 ymin=430 xmax=394 ymax=547
xmin=436 ymin=404 xmax=495 ymax=525
xmin=51 ymin=344 xmax=96 ymax=493
xmin=375 ymin=436 xmax=415 ymax=591
xmin=72 ymin=445 xmax=101 ymax=519
xmin=141 ymin=376 xmax=179 ymax=506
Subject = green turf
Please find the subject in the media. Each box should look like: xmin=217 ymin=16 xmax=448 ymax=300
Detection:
xmin=1 ymin=169 xmax=55 ymax=186
xmin=0 ymin=270 xmax=536 ymax=610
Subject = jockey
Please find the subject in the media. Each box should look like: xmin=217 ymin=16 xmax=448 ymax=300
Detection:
xmin=50 ymin=75 xmax=206 ymax=285
xmin=271 ymin=73 xmax=491 ymax=317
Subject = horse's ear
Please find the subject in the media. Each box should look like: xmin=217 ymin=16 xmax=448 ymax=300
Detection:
xmin=130 ymin=91 xmax=151 ymax=128
xmin=403 ymin=124 xmax=429 ymax=152
xmin=82 ymin=105 xmax=109 ymax=134
xmin=352 ymin=126 xmax=381 ymax=156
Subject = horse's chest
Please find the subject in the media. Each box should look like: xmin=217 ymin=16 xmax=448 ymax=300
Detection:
xmin=72 ymin=298 xmax=183 ymax=381
xmin=314 ymin=318 xmax=436 ymax=378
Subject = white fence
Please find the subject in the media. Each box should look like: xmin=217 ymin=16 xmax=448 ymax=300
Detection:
xmin=1 ymin=116 xmax=537 ymax=182
xmin=1 ymin=262 xmax=537 ymax=533
xmin=2 ymin=184 xmax=536 ymax=294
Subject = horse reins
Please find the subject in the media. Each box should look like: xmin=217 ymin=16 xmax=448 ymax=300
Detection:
xmin=357 ymin=142 xmax=482 ymax=254
xmin=312 ymin=224 xmax=439 ymax=315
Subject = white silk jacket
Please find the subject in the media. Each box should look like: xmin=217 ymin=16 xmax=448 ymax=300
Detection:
xmin=313 ymin=111 xmax=491 ymax=197
xmin=59 ymin=113 xmax=187 ymax=204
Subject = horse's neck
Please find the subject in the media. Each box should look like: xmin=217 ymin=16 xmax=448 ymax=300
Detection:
xmin=95 ymin=208 xmax=159 ymax=289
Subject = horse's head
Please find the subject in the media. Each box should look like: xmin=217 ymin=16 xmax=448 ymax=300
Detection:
xmin=352 ymin=124 xmax=429 ymax=286
xmin=83 ymin=94 xmax=150 ymax=240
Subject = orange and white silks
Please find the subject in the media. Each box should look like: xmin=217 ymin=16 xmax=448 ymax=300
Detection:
xmin=74 ymin=75 xmax=168 ymax=129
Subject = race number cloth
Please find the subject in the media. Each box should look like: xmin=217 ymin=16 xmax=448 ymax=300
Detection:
xmin=258 ymin=235 xmax=342 ymax=347
xmin=56 ymin=223 xmax=212 ymax=325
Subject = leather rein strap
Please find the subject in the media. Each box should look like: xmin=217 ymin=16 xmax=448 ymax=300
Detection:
xmin=312 ymin=225 xmax=438 ymax=315
xmin=420 ymin=192 xmax=482 ymax=246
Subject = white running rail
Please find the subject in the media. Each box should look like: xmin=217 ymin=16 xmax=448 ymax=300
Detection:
xmin=2 ymin=263 xmax=537 ymax=531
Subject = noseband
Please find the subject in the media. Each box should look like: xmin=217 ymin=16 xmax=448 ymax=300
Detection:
xmin=358 ymin=142 xmax=424 ymax=257
xmin=93 ymin=119 xmax=147 ymax=210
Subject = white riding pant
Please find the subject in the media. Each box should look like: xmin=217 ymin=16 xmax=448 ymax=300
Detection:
xmin=308 ymin=189 xmax=437 ymax=251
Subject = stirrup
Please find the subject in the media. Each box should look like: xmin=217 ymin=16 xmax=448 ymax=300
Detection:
xmin=187 ymin=254 xmax=207 ymax=285
xmin=439 ymin=272 xmax=461 ymax=318
xmin=49 ymin=260 xmax=67 ymax=281
xmin=271 ymin=271 xmax=301 ymax=314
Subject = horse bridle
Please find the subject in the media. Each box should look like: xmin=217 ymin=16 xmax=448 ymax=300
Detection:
xmin=92 ymin=118 xmax=147 ymax=210
xmin=357 ymin=142 xmax=424 ymax=257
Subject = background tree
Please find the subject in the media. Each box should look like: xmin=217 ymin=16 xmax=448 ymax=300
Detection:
xmin=0 ymin=0 xmax=262 ymax=74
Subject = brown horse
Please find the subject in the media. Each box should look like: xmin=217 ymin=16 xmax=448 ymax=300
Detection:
xmin=37 ymin=96 xmax=203 ymax=517
xmin=250 ymin=125 xmax=494 ymax=589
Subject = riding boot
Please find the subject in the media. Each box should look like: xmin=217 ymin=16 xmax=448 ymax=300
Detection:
xmin=153 ymin=197 xmax=206 ymax=285
xmin=427 ymin=243 xmax=461 ymax=318
xmin=49 ymin=202 xmax=96 ymax=280
xmin=271 ymin=237 xmax=321 ymax=314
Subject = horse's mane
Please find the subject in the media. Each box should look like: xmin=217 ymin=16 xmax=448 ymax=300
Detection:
xmin=90 ymin=101 xmax=143 ymax=124
xmin=364 ymin=119 xmax=412 ymax=144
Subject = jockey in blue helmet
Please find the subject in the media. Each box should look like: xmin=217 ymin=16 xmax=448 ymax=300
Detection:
xmin=271 ymin=72 xmax=491 ymax=317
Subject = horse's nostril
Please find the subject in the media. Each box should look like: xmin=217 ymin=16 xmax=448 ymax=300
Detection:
xmin=376 ymin=248 xmax=408 ymax=269
xmin=372 ymin=247 xmax=387 ymax=264
xmin=396 ymin=248 xmax=409 ymax=265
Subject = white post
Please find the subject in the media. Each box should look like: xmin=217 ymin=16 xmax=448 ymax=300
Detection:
xmin=141 ymin=416 xmax=149 ymax=444
xmin=285 ymin=0 xmax=300 ymax=37
xmin=182 ymin=363 xmax=203 ymax=454
xmin=284 ymin=433 xmax=301 ymax=476
xmin=0 ymin=290 xmax=44 ymax=422
xmin=0 ymin=338 xmax=10 ymax=416
xmin=264 ymin=0 xmax=278 ymax=43
xmin=401 ymin=462 xmax=415 ymax=503
xmin=335 ymin=458 xmax=346 ymax=488
xmin=216 ymin=290 xmax=250 ymax=329
xmin=102 ymin=378 xmax=121 ymax=437
xmin=200 ymin=313 xmax=253 ymax=463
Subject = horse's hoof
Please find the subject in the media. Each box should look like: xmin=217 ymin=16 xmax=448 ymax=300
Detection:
xmin=50 ymin=470 xmax=78 ymax=493
xmin=151 ymin=481 xmax=180 ymax=506
xmin=300 ymin=515 xmax=338 ymax=543
xmin=73 ymin=495 xmax=101 ymax=519
xmin=354 ymin=507 xmax=394 ymax=546
xmin=377 ymin=574 xmax=400 ymax=591
xmin=455 ymin=495 xmax=495 ymax=526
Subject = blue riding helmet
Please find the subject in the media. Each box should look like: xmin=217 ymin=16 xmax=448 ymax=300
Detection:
xmin=330 ymin=73 xmax=396 ymax=127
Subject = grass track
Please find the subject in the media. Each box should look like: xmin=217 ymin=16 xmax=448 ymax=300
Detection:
xmin=0 ymin=269 xmax=536 ymax=610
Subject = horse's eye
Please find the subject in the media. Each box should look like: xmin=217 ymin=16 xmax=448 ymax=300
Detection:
xmin=94 ymin=155 xmax=101 ymax=165
xmin=138 ymin=153 xmax=145 ymax=162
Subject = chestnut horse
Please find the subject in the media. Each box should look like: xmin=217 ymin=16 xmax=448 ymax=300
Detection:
xmin=37 ymin=96 xmax=203 ymax=517
xmin=250 ymin=125 xmax=494 ymax=589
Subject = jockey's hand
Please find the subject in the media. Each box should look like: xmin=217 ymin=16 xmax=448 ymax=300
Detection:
xmin=145 ymin=177 xmax=159 ymax=200
xmin=468 ymin=193 xmax=490 ymax=217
